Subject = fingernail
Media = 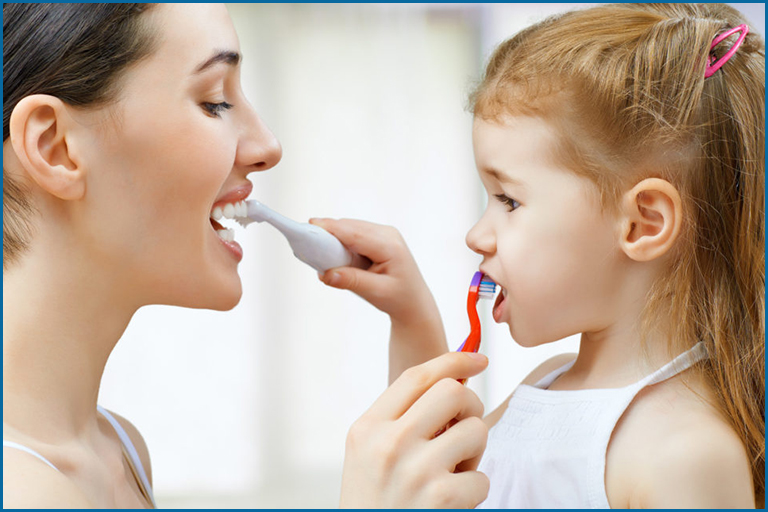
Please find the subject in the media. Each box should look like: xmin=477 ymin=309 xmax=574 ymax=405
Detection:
xmin=327 ymin=271 xmax=341 ymax=286
xmin=466 ymin=352 xmax=488 ymax=363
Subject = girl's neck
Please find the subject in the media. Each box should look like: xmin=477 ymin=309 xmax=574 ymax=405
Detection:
xmin=3 ymin=245 xmax=138 ymax=443
xmin=554 ymin=317 xmax=677 ymax=391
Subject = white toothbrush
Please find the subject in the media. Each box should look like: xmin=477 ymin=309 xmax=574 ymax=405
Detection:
xmin=235 ymin=200 xmax=371 ymax=272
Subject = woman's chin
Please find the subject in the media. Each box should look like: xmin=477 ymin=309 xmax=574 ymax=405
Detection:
xmin=202 ymin=280 xmax=243 ymax=311
xmin=164 ymin=274 xmax=244 ymax=311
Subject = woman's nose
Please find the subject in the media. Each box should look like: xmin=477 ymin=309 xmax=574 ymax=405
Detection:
xmin=237 ymin=104 xmax=283 ymax=173
xmin=465 ymin=213 xmax=496 ymax=255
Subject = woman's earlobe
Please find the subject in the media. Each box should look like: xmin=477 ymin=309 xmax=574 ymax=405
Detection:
xmin=619 ymin=178 xmax=683 ymax=262
xmin=9 ymin=94 xmax=85 ymax=201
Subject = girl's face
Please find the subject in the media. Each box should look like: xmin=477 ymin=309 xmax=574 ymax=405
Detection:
xmin=72 ymin=4 xmax=281 ymax=310
xmin=466 ymin=116 xmax=626 ymax=346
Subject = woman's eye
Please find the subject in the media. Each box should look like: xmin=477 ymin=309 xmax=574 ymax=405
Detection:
xmin=201 ymin=101 xmax=233 ymax=118
xmin=494 ymin=193 xmax=520 ymax=212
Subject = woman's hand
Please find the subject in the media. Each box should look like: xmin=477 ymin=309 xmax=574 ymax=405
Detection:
xmin=311 ymin=218 xmax=448 ymax=382
xmin=339 ymin=351 xmax=490 ymax=508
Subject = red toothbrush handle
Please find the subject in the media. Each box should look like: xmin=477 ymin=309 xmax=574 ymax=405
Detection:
xmin=436 ymin=273 xmax=484 ymax=435
xmin=461 ymin=298 xmax=482 ymax=353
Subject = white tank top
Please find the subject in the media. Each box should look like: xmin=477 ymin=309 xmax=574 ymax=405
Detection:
xmin=477 ymin=342 xmax=707 ymax=508
xmin=3 ymin=405 xmax=156 ymax=508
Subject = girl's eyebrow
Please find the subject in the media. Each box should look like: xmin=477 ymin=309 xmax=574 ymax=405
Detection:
xmin=193 ymin=50 xmax=241 ymax=74
xmin=484 ymin=168 xmax=524 ymax=187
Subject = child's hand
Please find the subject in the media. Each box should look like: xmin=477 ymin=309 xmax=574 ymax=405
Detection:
xmin=339 ymin=351 xmax=490 ymax=508
xmin=310 ymin=218 xmax=448 ymax=381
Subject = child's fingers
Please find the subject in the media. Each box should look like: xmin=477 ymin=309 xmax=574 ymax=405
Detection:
xmin=428 ymin=416 xmax=488 ymax=472
xmin=366 ymin=352 xmax=488 ymax=421
xmin=310 ymin=217 xmax=404 ymax=263
xmin=318 ymin=265 xmax=391 ymax=297
xmin=399 ymin=377 xmax=485 ymax=439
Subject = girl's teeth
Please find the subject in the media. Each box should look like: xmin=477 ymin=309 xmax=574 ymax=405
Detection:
xmin=215 ymin=228 xmax=235 ymax=242
xmin=223 ymin=203 xmax=236 ymax=219
xmin=212 ymin=206 xmax=223 ymax=221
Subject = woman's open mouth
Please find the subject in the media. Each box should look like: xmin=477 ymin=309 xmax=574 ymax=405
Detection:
xmin=210 ymin=199 xmax=248 ymax=261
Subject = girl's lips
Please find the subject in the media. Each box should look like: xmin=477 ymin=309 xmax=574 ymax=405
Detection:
xmin=493 ymin=288 xmax=507 ymax=323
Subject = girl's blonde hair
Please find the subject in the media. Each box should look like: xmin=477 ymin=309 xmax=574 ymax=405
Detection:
xmin=472 ymin=3 xmax=764 ymax=500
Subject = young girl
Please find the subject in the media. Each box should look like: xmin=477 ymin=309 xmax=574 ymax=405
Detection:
xmin=316 ymin=3 xmax=764 ymax=508
xmin=3 ymin=4 xmax=490 ymax=508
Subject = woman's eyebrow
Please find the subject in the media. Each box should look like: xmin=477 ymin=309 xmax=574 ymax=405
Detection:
xmin=193 ymin=50 xmax=241 ymax=74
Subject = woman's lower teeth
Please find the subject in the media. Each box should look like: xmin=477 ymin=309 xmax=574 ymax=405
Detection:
xmin=216 ymin=228 xmax=235 ymax=242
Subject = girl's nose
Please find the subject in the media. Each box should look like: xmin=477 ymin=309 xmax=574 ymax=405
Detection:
xmin=465 ymin=213 xmax=496 ymax=255
xmin=237 ymin=102 xmax=283 ymax=173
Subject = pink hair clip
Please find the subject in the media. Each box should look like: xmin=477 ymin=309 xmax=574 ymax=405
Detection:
xmin=705 ymin=24 xmax=749 ymax=78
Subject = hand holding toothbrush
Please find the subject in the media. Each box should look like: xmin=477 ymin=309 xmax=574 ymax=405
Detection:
xmin=310 ymin=218 xmax=448 ymax=382
xmin=339 ymin=351 xmax=490 ymax=508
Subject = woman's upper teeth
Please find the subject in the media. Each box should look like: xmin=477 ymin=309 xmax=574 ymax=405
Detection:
xmin=211 ymin=200 xmax=248 ymax=221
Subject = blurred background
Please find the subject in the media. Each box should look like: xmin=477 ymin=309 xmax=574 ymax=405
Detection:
xmin=98 ymin=3 xmax=765 ymax=508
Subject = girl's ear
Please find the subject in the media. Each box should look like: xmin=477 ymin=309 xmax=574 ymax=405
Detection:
xmin=8 ymin=94 xmax=86 ymax=201
xmin=619 ymin=178 xmax=682 ymax=262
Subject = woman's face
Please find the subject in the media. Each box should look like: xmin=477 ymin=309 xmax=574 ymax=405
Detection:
xmin=72 ymin=4 xmax=281 ymax=310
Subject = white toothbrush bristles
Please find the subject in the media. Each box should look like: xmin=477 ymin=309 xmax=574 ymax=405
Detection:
xmin=478 ymin=277 xmax=498 ymax=299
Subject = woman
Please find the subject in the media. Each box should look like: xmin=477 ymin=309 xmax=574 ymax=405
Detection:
xmin=3 ymin=4 xmax=489 ymax=507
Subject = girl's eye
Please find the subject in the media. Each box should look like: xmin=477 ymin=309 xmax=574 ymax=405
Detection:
xmin=201 ymin=101 xmax=233 ymax=118
xmin=494 ymin=193 xmax=520 ymax=212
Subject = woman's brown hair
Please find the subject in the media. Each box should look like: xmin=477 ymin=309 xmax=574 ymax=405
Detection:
xmin=3 ymin=3 xmax=156 ymax=269
xmin=472 ymin=3 xmax=764 ymax=502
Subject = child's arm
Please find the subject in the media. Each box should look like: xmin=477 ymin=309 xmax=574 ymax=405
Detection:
xmin=621 ymin=407 xmax=756 ymax=508
xmin=310 ymin=218 xmax=447 ymax=384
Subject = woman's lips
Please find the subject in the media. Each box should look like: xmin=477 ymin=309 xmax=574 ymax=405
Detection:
xmin=209 ymin=182 xmax=252 ymax=264
xmin=214 ymin=229 xmax=243 ymax=262
xmin=213 ymin=182 xmax=253 ymax=209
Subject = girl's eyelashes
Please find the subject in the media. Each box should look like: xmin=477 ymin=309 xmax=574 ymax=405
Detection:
xmin=494 ymin=193 xmax=520 ymax=212
xmin=201 ymin=101 xmax=233 ymax=118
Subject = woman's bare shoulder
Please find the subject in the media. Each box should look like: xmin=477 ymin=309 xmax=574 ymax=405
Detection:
xmin=101 ymin=409 xmax=153 ymax=485
xmin=3 ymin=448 xmax=94 ymax=508
xmin=484 ymin=352 xmax=577 ymax=428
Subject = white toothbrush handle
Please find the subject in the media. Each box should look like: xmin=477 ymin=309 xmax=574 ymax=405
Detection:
xmin=244 ymin=200 xmax=371 ymax=272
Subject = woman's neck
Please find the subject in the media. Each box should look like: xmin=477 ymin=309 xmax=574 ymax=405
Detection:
xmin=3 ymin=246 xmax=138 ymax=442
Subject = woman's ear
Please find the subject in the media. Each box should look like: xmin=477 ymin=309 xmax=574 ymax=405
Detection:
xmin=8 ymin=94 xmax=85 ymax=201
xmin=619 ymin=178 xmax=683 ymax=262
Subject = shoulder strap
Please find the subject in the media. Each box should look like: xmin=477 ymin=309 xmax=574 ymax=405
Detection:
xmin=633 ymin=342 xmax=708 ymax=389
xmin=533 ymin=358 xmax=577 ymax=389
xmin=3 ymin=440 xmax=59 ymax=471
xmin=97 ymin=406 xmax=156 ymax=507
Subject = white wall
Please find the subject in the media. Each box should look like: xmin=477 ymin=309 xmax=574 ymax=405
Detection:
xmin=98 ymin=3 xmax=761 ymax=507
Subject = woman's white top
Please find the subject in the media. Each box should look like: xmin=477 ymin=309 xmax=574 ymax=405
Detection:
xmin=477 ymin=342 xmax=707 ymax=508
xmin=3 ymin=405 xmax=156 ymax=508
